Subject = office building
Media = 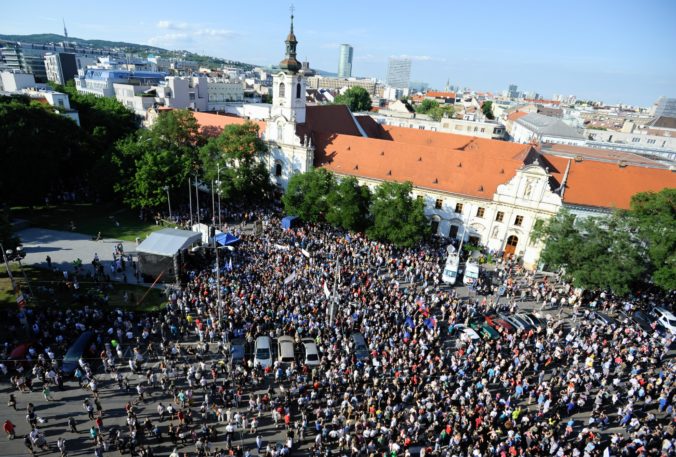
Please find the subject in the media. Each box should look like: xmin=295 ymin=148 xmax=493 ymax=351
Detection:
xmin=386 ymin=57 xmax=411 ymax=89
xmin=75 ymin=69 xmax=166 ymax=97
xmin=44 ymin=53 xmax=78 ymax=85
xmin=337 ymin=44 xmax=353 ymax=78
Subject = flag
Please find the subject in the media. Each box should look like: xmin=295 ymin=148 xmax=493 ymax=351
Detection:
xmin=284 ymin=271 xmax=297 ymax=285
xmin=228 ymin=258 xmax=233 ymax=271
xmin=301 ymin=249 xmax=310 ymax=258
xmin=323 ymin=281 xmax=331 ymax=299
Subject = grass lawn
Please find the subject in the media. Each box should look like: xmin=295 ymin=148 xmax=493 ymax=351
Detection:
xmin=12 ymin=203 xmax=163 ymax=241
xmin=0 ymin=263 xmax=166 ymax=313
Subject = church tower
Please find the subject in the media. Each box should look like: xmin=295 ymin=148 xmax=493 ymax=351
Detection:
xmin=271 ymin=12 xmax=306 ymax=124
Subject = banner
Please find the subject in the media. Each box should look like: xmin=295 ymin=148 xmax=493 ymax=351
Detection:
xmin=284 ymin=271 xmax=297 ymax=285
xmin=323 ymin=281 xmax=331 ymax=299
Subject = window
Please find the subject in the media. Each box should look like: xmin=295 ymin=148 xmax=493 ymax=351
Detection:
xmin=480 ymin=128 xmax=485 ymax=133
xmin=632 ymin=137 xmax=640 ymax=143
xmin=476 ymin=207 xmax=485 ymax=218
xmin=514 ymin=215 xmax=524 ymax=226
xmin=419 ymin=126 xmax=425 ymax=130
xmin=495 ymin=211 xmax=504 ymax=222
xmin=275 ymin=163 xmax=282 ymax=177
xmin=435 ymin=199 xmax=443 ymax=209
xmin=449 ymin=225 xmax=459 ymax=239
xmin=279 ymin=82 xmax=285 ymax=98
xmin=296 ymin=83 xmax=301 ymax=99
xmin=455 ymin=203 xmax=463 ymax=214
xmin=647 ymin=139 xmax=656 ymax=144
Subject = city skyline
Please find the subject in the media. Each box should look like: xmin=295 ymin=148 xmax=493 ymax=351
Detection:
xmin=1 ymin=0 xmax=675 ymax=106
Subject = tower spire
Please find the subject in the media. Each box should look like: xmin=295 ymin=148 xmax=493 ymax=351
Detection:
xmin=63 ymin=18 xmax=68 ymax=39
xmin=279 ymin=6 xmax=301 ymax=74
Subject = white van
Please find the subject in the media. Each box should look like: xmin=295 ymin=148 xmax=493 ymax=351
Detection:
xmin=463 ymin=261 xmax=480 ymax=286
xmin=277 ymin=336 xmax=295 ymax=365
xmin=254 ymin=336 xmax=273 ymax=369
xmin=442 ymin=254 xmax=460 ymax=285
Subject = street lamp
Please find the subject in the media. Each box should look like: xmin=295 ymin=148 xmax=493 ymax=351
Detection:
xmin=217 ymin=164 xmax=222 ymax=228
xmin=5 ymin=247 xmax=33 ymax=299
xmin=0 ymin=243 xmax=17 ymax=294
xmin=163 ymin=186 xmax=172 ymax=221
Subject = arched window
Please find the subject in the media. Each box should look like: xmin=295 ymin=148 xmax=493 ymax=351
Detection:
xmin=296 ymin=83 xmax=301 ymax=99
xmin=279 ymin=82 xmax=285 ymax=98
xmin=275 ymin=163 xmax=282 ymax=177
xmin=430 ymin=215 xmax=440 ymax=235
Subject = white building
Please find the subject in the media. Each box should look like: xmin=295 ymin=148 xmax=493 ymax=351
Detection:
xmin=0 ymin=70 xmax=39 ymax=92
xmin=206 ymin=78 xmax=244 ymax=111
xmin=511 ymin=112 xmax=586 ymax=145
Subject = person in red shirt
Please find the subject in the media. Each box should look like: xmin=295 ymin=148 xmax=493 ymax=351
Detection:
xmin=3 ymin=419 xmax=15 ymax=439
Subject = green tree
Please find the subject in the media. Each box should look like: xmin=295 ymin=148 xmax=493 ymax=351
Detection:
xmin=200 ymin=122 xmax=272 ymax=204
xmin=282 ymin=169 xmax=336 ymax=222
xmin=326 ymin=176 xmax=372 ymax=232
xmin=113 ymin=110 xmax=203 ymax=209
xmin=334 ymin=87 xmax=372 ymax=112
xmin=416 ymin=99 xmax=439 ymax=114
xmin=429 ymin=105 xmax=455 ymax=121
xmin=367 ymin=181 xmax=430 ymax=247
xmin=482 ymin=101 xmax=495 ymax=120
xmin=628 ymin=188 xmax=676 ymax=290
xmin=534 ymin=210 xmax=646 ymax=295
xmin=0 ymin=95 xmax=85 ymax=205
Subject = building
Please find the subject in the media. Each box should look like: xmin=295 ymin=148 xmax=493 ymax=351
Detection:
xmin=337 ymin=44 xmax=353 ymax=78
xmin=387 ymin=57 xmax=411 ymax=89
xmin=511 ymin=112 xmax=585 ymax=146
xmin=44 ymin=52 xmax=78 ymax=85
xmin=371 ymin=110 xmax=506 ymax=141
xmin=306 ymin=75 xmax=381 ymax=96
xmin=75 ymin=69 xmax=166 ymax=97
xmin=0 ymin=43 xmax=48 ymax=82
xmin=191 ymin=16 xmax=676 ymax=269
xmin=206 ymin=78 xmax=244 ymax=111
xmin=0 ymin=70 xmax=39 ymax=92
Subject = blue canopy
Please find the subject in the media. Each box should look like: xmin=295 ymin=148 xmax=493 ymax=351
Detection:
xmin=215 ymin=232 xmax=240 ymax=246
xmin=281 ymin=216 xmax=299 ymax=230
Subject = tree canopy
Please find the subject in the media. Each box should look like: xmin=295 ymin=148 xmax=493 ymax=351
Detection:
xmin=367 ymin=181 xmax=430 ymax=247
xmin=334 ymin=87 xmax=372 ymax=112
xmin=534 ymin=210 xmax=647 ymax=295
xmin=628 ymin=188 xmax=676 ymax=290
xmin=282 ymin=168 xmax=336 ymax=222
xmin=0 ymin=95 xmax=86 ymax=205
xmin=482 ymin=101 xmax=495 ymax=120
xmin=326 ymin=176 xmax=372 ymax=232
xmin=200 ymin=122 xmax=272 ymax=204
xmin=416 ymin=98 xmax=454 ymax=121
xmin=113 ymin=109 xmax=203 ymax=209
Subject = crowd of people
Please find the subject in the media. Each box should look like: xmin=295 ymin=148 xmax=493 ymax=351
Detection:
xmin=1 ymin=208 xmax=674 ymax=457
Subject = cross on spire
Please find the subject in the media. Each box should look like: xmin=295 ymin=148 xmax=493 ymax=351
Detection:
xmin=290 ymin=5 xmax=295 ymax=32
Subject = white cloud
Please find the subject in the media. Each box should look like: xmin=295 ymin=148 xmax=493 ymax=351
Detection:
xmin=149 ymin=21 xmax=238 ymax=49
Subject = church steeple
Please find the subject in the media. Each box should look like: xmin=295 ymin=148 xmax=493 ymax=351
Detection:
xmin=279 ymin=10 xmax=301 ymax=74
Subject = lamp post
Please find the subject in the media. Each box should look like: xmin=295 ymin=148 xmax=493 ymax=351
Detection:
xmin=217 ymin=164 xmax=222 ymax=228
xmin=163 ymin=186 xmax=172 ymax=221
xmin=0 ymin=243 xmax=17 ymax=294
xmin=6 ymin=247 xmax=33 ymax=299
xmin=188 ymin=177 xmax=193 ymax=226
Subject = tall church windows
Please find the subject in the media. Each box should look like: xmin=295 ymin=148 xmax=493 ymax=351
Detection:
xmin=279 ymin=82 xmax=286 ymax=98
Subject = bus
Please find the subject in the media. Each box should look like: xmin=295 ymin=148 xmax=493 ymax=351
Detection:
xmin=463 ymin=260 xmax=480 ymax=286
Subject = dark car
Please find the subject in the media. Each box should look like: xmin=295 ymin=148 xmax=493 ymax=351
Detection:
xmin=593 ymin=312 xmax=618 ymax=327
xmin=469 ymin=321 xmax=501 ymax=340
xmin=631 ymin=311 xmax=667 ymax=335
xmin=228 ymin=338 xmax=246 ymax=363
xmin=350 ymin=332 xmax=369 ymax=361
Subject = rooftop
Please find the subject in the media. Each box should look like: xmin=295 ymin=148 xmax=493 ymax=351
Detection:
xmin=516 ymin=113 xmax=584 ymax=140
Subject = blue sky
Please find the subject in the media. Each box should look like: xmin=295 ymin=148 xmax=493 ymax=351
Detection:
xmin=2 ymin=0 xmax=675 ymax=106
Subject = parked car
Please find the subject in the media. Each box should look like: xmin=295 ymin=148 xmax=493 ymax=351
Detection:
xmin=300 ymin=338 xmax=321 ymax=366
xmin=652 ymin=307 xmax=676 ymax=336
xmin=592 ymin=312 xmax=618 ymax=327
xmin=254 ymin=336 xmax=273 ymax=369
xmin=228 ymin=337 xmax=246 ymax=363
xmin=520 ymin=313 xmax=545 ymax=332
xmin=630 ymin=311 xmax=667 ymax=336
xmin=501 ymin=314 xmax=533 ymax=332
xmin=350 ymin=332 xmax=369 ymax=361
xmin=469 ymin=321 xmax=501 ymax=340
xmin=484 ymin=314 xmax=515 ymax=334
xmin=449 ymin=324 xmax=481 ymax=342
xmin=277 ymin=336 xmax=296 ymax=365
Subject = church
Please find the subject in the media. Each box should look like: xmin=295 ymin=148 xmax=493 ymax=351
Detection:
xmin=193 ymin=15 xmax=676 ymax=268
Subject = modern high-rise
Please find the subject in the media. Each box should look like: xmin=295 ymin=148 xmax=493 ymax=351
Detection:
xmin=44 ymin=53 xmax=78 ymax=85
xmin=386 ymin=57 xmax=411 ymax=89
xmin=337 ymin=44 xmax=353 ymax=78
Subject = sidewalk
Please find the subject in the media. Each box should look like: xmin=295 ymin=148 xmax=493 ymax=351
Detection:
xmin=17 ymin=227 xmax=141 ymax=284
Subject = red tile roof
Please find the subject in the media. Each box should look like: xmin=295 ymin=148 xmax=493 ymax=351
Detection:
xmin=192 ymin=112 xmax=266 ymax=137
xmin=296 ymin=104 xmax=363 ymax=139
xmin=544 ymin=154 xmax=676 ymax=209
xmin=524 ymin=99 xmax=561 ymax=106
xmin=507 ymin=111 xmax=528 ymax=122
xmin=426 ymin=91 xmax=456 ymax=99
xmin=542 ymin=143 xmax=668 ymax=168
xmin=314 ymin=130 xmax=536 ymax=200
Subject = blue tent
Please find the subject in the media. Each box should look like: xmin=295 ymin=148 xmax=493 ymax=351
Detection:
xmin=215 ymin=232 xmax=240 ymax=246
xmin=281 ymin=216 xmax=299 ymax=230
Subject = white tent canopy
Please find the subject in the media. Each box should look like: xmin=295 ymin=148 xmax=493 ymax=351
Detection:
xmin=137 ymin=228 xmax=202 ymax=257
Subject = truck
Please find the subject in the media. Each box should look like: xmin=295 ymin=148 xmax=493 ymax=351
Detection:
xmin=463 ymin=260 xmax=480 ymax=286
xmin=442 ymin=253 xmax=461 ymax=285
